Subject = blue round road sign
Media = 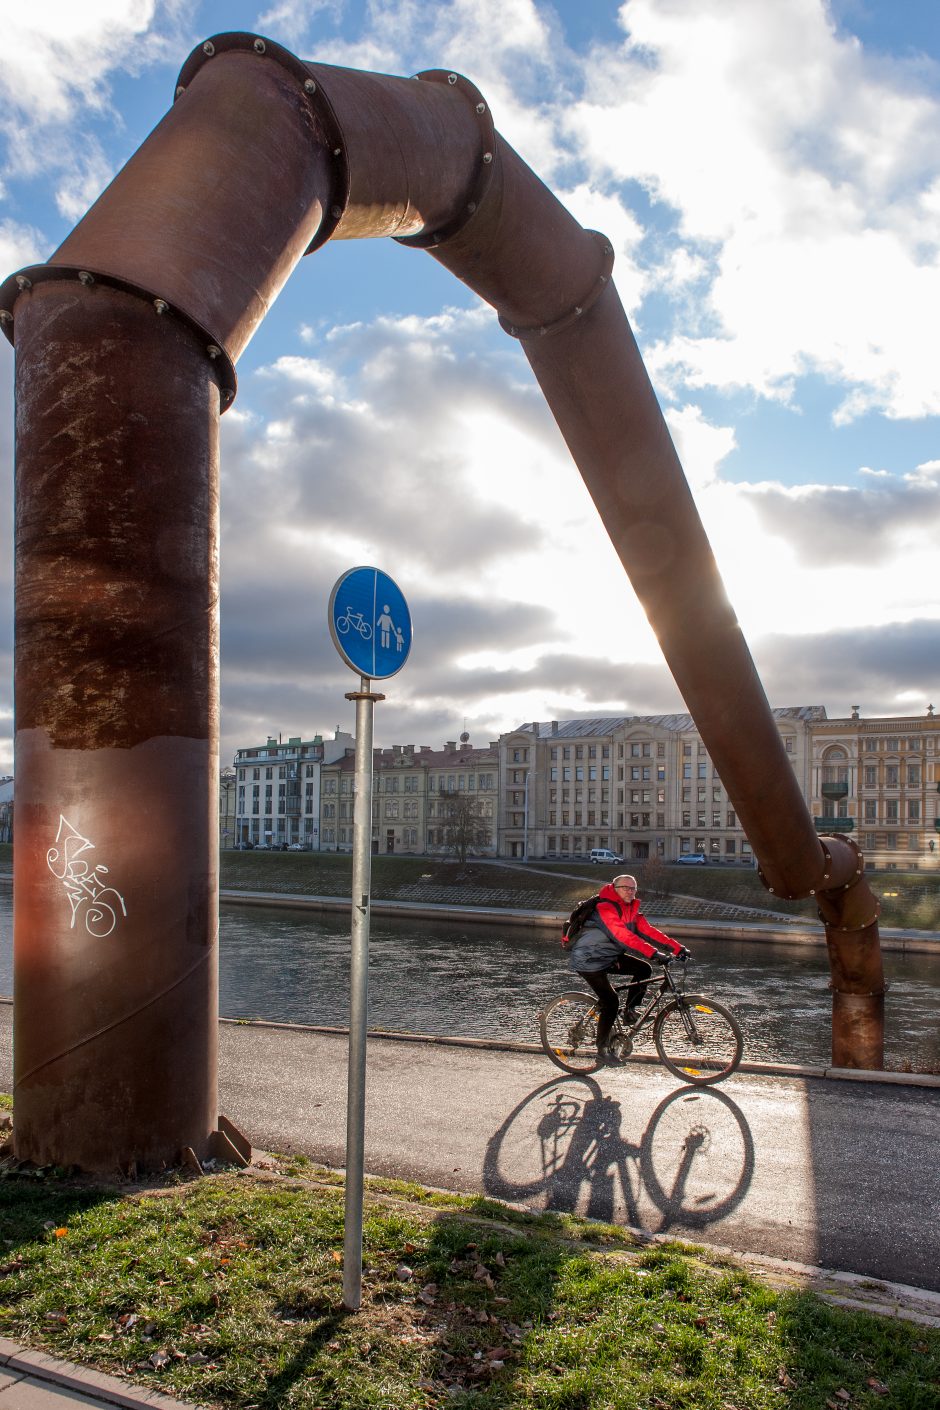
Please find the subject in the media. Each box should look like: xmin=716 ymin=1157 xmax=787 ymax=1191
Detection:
xmin=328 ymin=567 xmax=412 ymax=679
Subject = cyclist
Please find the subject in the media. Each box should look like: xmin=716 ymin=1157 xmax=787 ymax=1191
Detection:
xmin=567 ymin=873 xmax=690 ymax=1066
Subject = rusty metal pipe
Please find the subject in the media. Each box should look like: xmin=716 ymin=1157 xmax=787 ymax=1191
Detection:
xmin=2 ymin=30 xmax=884 ymax=1176
xmin=419 ymin=129 xmax=886 ymax=1066
xmin=12 ymin=282 xmax=222 ymax=1169
xmin=3 ymin=42 xmax=337 ymax=1169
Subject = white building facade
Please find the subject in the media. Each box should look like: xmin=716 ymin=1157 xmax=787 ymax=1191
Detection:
xmin=233 ymin=730 xmax=354 ymax=848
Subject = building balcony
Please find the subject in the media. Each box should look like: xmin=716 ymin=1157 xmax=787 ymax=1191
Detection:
xmin=815 ymin=817 xmax=854 ymax=832
xmin=820 ymin=781 xmax=849 ymax=800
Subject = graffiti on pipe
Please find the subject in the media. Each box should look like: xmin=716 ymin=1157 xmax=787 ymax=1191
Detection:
xmin=46 ymin=815 xmax=128 ymax=937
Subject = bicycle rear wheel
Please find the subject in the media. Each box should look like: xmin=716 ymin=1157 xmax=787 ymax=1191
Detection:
xmin=653 ymin=995 xmax=743 ymax=1085
xmin=539 ymin=993 xmax=603 ymax=1074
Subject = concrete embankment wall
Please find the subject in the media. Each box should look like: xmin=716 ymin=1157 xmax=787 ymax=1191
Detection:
xmin=218 ymin=889 xmax=939 ymax=956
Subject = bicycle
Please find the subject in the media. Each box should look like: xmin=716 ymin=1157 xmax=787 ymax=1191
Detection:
xmin=539 ymin=956 xmax=743 ymax=1086
xmin=336 ymin=609 xmax=372 ymax=640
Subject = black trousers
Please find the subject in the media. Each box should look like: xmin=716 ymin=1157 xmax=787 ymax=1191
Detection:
xmin=577 ymin=954 xmax=654 ymax=1050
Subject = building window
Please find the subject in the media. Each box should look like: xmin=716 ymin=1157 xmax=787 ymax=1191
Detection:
xmin=784 ymin=737 xmax=794 ymax=754
xmin=864 ymin=766 xmax=877 ymax=787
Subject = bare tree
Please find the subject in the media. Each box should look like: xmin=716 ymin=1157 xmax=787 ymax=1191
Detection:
xmin=638 ymin=854 xmax=672 ymax=902
xmin=440 ymin=790 xmax=493 ymax=865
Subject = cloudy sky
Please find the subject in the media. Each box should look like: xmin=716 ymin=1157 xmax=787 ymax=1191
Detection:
xmin=1 ymin=0 xmax=939 ymax=770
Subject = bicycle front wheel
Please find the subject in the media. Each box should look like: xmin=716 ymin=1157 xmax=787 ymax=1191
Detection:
xmin=540 ymin=993 xmax=603 ymax=1074
xmin=653 ymin=995 xmax=743 ymax=1085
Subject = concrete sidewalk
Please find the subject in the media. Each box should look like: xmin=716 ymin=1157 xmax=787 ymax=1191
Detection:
xmin=0 ymin=1337 xmax=198 ymax=1409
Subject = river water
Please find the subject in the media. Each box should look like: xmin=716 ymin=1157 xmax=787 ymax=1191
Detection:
xmin=1 ymin=891 xmax=937 ymax=1069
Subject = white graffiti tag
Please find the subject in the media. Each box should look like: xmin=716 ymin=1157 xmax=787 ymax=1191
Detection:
xmin=46 ymin=815 xmax=127 ymax=938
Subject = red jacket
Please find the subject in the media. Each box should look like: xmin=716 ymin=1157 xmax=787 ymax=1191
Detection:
xmin=592 ymin=882 xmax=682 ymax=960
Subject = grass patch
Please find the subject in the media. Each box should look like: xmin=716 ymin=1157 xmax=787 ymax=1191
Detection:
xmin=0 ymin=1161 xmax=937 ymax=1409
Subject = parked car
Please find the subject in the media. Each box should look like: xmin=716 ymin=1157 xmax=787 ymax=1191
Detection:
xmin=676 ymin=851 xmax=708 ymax=865
xmin=287 ymin=843 xmax=305 ymax=851
xmin=590 ymin=848 xmax=625 ymax=865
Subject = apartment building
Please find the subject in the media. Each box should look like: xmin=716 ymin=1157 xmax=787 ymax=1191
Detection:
xmin=231 ymin=704 xmax=939 ymax=868
xmin=810 ymin=705 xmax=940 ymax=869
xmin=498 ymin=710 xmax=817 ymax=863
xmin=319 ymin=735 xmax=499 ymax=856
xmin=233 ymin=730 xmax=354 ymax=848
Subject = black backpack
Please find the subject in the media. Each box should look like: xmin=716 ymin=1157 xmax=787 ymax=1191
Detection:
xmin=561 ymin=894 xmax=603 ymax=948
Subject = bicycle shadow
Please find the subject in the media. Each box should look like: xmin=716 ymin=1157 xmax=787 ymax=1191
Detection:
xmin=482 ymin=1074 xmax=754 ymax=1236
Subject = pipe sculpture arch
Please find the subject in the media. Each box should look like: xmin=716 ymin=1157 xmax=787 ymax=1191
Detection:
xmin=0 ymin=32 xmax=885 ymax=1171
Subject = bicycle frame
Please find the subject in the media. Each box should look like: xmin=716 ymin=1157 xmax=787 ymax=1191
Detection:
xmin=612 ymin=962 xmax=690 ymax=1037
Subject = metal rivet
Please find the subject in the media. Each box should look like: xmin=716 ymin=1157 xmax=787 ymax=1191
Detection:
xmin=305 ymin=78 xmax=317 ymax=94
xmin=333 ymin=147 xmax=341 ymax=157
xmin=467 ymin=201 xmax=476 ymax=213
xmin=599 ymin=275 xmax=608 ymax=284
xmin=202 ymin=40 xmax=215 ymax=56
xmin=175 ymin=85 xmax=186 ymax=98
xmin=253 ymin=38 xmax=266 ymax=54
xmin=16 ymin=275 xmax=32 ymax=291
xmin=475 ymin=102 xmax=486 ymax=113
xmin=483 ymin=152 xmax=493 ymax=164
xmin=0 ymin=310 xmax=12 ymax=325
xmin=768 ymin=887 xmax=775 ymax=893
xmin=206 ymin=343 xmax=222 ymax=359
xmin=507 ymin=325 xmax=516 ymax=336
xmin=447 ymin=73 xmax=458 ymax=85
xmin=330 ymin=205 xmax=343 ymax=220
xmin=574 ymin=306 xmax=583 ymax=315
xmin=809 ymin=889 xmax=815 ymax=896
xmin=153 ymin=299 xmax=168 ymax=315
xmin=78 ymin=271 xmax=95 ymax=286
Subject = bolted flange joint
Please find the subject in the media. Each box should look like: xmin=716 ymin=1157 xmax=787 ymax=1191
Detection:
xmin=394 ymin=68 xmax=498 ymax=250
xmin=499 ymin=230 xmax=616 ymax=340
xmin=173 ymin=33 xmax=351 ymax=255
xmin=0 ymin=263 xmax=238 ymax=409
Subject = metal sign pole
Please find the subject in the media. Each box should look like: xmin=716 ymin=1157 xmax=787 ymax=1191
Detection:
xmin=342 ymin=675 xmax=384 ymax=1312
xmin=327 ymin=565 xmax=412 ymax=1313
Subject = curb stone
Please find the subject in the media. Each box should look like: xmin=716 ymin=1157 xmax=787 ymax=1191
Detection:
xmin=0 ymin=1337 xmax=201 ymax=1408
xmin=217 ymin=1016 xmax=940 ymax=1089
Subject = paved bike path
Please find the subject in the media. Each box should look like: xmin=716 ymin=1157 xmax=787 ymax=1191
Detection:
xmin=1 ymin=1008 xmax=937 ymax=1297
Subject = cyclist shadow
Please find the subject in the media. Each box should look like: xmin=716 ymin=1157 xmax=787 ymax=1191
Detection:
xmin=483 ymin=1075 xmax=754 ymax=1235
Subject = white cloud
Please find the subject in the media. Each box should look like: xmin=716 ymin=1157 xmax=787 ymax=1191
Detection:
xmin=0 ymin=219 xmax=46 ymax=273
xmin=1 ymin=2 xmax=161 ymax=124
xmin=565 ymin=0 xmax=940 ymax=421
